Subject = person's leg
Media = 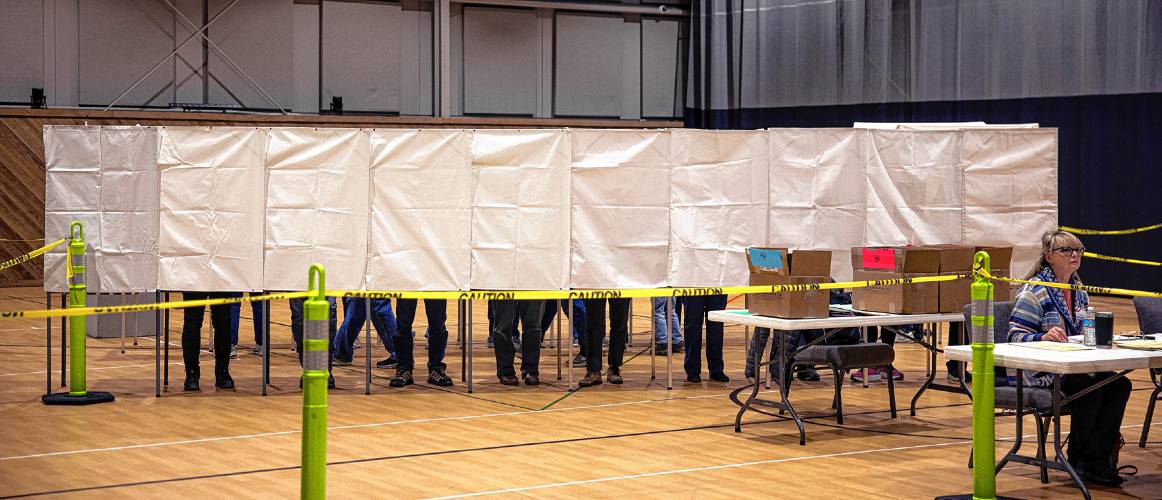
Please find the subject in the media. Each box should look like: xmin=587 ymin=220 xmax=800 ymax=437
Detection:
xmin=368 ymin=299 xmax=397 ymax=356
xmin=181 ymin=293 xmax=208 ymax=383
xmin=208 ymin=295 xmax=233 ymax=385
xmin=517 ymin=300 xmax=544 ymax=379
xmin=491 ymin=300 xmax=519 ymax=379
xmin=539 ymin=300 xmax=558 ymax=336
xmin=681 ymin=296 xmax=704 ymax=379
xmin=290 ymin=298 xmax=305 ymax=363
xmin=706 ymin=294 xmax=727 ymax=379
xmin=228 ymin=297 xmax=241 ymax=346
xmin=582 ymin=298 xmax=606 ymax=376
xmin=607 ymin=298 xmax=630 ymax=374
xmin=745 ymin=327 xmax=770 ymax=379
xmin=424 ymin=299 xmax=449 ymax=372
xmin=394 ymin=299 xmax=418 ymax=372
xmin=652 ymin=297 xmax=668 ymax=344
xmin=1089 ymin=374 xmax=1132 ymax=466
xmin=946 ymin=322 xmax=964 ymax=373
xmin=251 ymin=295 xmax=264 ymax=347
xmin=572 ymin=299 xmax=587 ymax=345
xmin=333 ymin=297 xmax=366 ymax=362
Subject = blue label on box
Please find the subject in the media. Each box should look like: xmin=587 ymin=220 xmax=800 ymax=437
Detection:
xmin=748 ymin=248 xmax=784 ymax=272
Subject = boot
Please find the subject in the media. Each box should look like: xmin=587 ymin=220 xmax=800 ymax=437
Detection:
xmin=215 ymin=366 xmax=235 ymax=390
xmin=183 ymin=367 xmax=200 ymax=392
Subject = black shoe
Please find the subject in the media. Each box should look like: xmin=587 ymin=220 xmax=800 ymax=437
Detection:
xmin=1081 ymin=462 xmax=1124 ymax=487
xmin=654 ymin=343 xmax=669 ymax=355
xmin=428 ymin=369 xmax=454 ymax=387
xmin=524 ymin=373 xmax=540 ymax=386
xmin=686 ymin=374 xmax=702 ymax=383
xmin=183 ymin=368 xmax=200 ymax=392
xmin=327 ymin=374 xmax=336 ymax=389
xmin=671 ymin=341 xmax=684 ymax=353
xmin=709 ymin=372 xmax=730 ymax=383
xmin=389 ymin=369 xmax=414 ymax=387
xmin=215 ymin=370 xmax=235 ymax=390
xmin=376 ymin=356 xmax=398 ymax=369
xmin=572 ymin=354 xmax=587 ymax=367
xmin=498 ymin=374 xmax=520 ymax=386
xmin=332 ymin=355 xmax=353 ymax=366
xmin=795 ymin=367 xmax=820 ymax=382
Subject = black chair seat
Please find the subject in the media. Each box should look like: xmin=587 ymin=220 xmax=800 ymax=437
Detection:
xmin=796 ymin=344 xmax=894 ymax=370
xmin=995 ymin=386 xmax=1070 ymax=414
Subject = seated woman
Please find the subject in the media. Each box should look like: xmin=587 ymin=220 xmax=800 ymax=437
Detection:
xmin=1008 ymin=230 xmax=1131 ymax=487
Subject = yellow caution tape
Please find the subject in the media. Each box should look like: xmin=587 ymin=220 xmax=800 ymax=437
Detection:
xmin=0 ymin=239 xmax=66 ymax=272
xmin=974 ymin=267 xmax=1162 ymax=298
xmin=0 ymin=291 xmax=313 ymax=320
xmin=1082 ymin=251 xmax=1160 ymax=267
xmin=0 ymin=272 xmax=984 ymax=321
xmin=1060 ymin=222 xmax=1162 ymax=235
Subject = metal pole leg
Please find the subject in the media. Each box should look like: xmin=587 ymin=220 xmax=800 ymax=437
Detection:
xmin=460 ymin=299 xmax=466 ymax=382
xmin=120 ymin=294 xmax=127 ymax=354
xmin=364 ymin=297 xmax=372 ymax=395
xmin=568 ymin=298 xmax=575 ymax=391
xmin=46 ymin=293 xmax=52 ymax=395
xmin=666 ymin=295 xmax=675 ymax=390
xmin=467 ymin=299 xmax=474 ymax=394
xmin=60 ymin=293 xmax=66 ymax=387
xmin=262 ymin=298 xmax=270 ymax=396
xmin=628 ymin=299 xmax=634 ymax=347
xmin=556 ymin=300 xmax=562 ymax=381
xmin=164 ymin=292 xmax=171 ymax=389
xmin=155 ymin=291 xmax=161 ymax=397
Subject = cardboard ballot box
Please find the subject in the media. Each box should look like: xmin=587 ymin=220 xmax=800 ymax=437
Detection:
xmin=747 ymin=247 xmax=832 ymax=318
xmin=928 ymin=245 xmax=976 ymax=313
xmin=850 ymin=246 xmax=940 ymax=314
xmin=975 ymin=246 xmax=1013 ymax=302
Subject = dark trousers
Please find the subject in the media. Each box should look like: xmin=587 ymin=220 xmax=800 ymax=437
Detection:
xmin=490 ymin=299 xmax=545 ymax=377
xmin=394 ymin=298 xmax=449 ymax=372
xmin=582 ymin=298 xmax=630 ymax=375
xmin=1062 ymin=372 xmax=1132 ymax=466
xmin=682 ymin=294 xmax=727 ymax=377
xmin=181 ymin=291 xmax=234 ymax=375
xmin=290 ymin=297 xmax=337 ymax=372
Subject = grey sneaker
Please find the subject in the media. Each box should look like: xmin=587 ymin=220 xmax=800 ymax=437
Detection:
xmin=252 ymin=345 xmax=263 ymax=356
xmin=229 ymin=345 xmax=238 ymax=359
xmin=571 ymin=354 xmax=587 ymax=367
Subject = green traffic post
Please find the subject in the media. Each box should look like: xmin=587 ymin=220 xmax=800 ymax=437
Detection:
xmin=43 ymin=221 xmax=114 ymax=405
xmin=969 ymin=251 xmax=997 ymax=500
xmin=301 ymin=264 xmax=328 ymax=500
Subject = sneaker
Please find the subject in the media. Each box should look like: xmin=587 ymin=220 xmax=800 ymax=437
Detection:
xmin=389 ymin=369 xmax=414 ymax=387
xmin=607 ymin=372 xmax=623 ymax=384
xmin=332 ymin=355 xmax=353 ymax=366
xmin=428 ymin=368 xmax=454 ymax=387
xmin=376 ymin=356 xmax=398 ymax=369
xmin=946 ymin=370 xmax=972 ymax=382
xmin=686 ymin=374 xmax=702 ymax=383
xmin=229 ymin=345 xmax=238 ymax=359
xmin=671 ymin=341 xmax=685 ymax=353
xmin=890 ymin=369 xmax=904 ymax=381
xmin=572 ymin=354 xmax=587 ymax=367
xmin=709 ymin=372 xmax=730 ymax=383
xmin=851 ymin=369 xmax=882 ymax=383
xmin=579 ymin=371 xmax=602 ymax=387
xmin=654 ymin=343 xmax=669 ymax=355
xmin=498 ymin=374 xmax=519 ymax=386
xmin=252 ymin=345 xmax=263 ymax=356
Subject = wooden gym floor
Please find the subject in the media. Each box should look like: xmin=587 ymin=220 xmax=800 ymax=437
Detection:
xmin=0 ymin=287 xmax=1159 ymax=499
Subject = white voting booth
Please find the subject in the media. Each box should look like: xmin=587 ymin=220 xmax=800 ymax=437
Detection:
xmin=44 ymin=125 xmax=1060 ymax=308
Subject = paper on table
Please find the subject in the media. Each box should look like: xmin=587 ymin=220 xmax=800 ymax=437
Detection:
xmin=1012 ymin=341 xmax=1093 ymax=352
xmin=1114 ymin=339 xmax=1162 ymax=351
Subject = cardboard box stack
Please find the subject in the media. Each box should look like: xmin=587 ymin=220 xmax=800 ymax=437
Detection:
xmin=929 ymin=245 xmax=976 ymax=313
xmin=747 ymin=247 xmax=832 ymax=318
xmin=976 ymin=246 xmax=1014 ymax=302
xmin=850 ymin=246 xmax=940 ymax=314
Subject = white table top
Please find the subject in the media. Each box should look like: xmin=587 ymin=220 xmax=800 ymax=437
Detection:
xmin=945 ymin=343 xmax=1162 ymax=374
xmin=707 ymin=308 xmax=964 ymax=330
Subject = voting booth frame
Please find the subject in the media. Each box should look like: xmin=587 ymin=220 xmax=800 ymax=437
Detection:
xmin=35 ymin=224 xmax=1014 ymax=500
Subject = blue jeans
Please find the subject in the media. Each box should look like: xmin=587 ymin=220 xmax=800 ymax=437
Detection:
xmin=540 ymin=299 xmax=586 ymax=346
xmin=333 ymin=298 xmax=397 ymax=361
xmin=652 ymin=297 xmax=682 ymax=344
xmin=228 ymin=292 xmax=265 ymax=346
xmin=290 ymin=297 xmax=338 ymax=372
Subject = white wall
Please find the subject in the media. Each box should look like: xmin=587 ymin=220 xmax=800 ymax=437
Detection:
xmin=0 ymin=0 xmax=43 ymax=103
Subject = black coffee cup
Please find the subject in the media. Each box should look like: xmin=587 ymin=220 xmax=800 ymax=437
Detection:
xmin=1095 ymin=312 xmax=1114 ymax=348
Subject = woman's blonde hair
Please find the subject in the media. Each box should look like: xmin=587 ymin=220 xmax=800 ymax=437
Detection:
xmin=1026 ymin=229 xmax=1084 ymax=279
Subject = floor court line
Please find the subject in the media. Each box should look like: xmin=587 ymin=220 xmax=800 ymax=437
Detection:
xmin=0 ymin=389 xmax=813 ymax=462
xmin=424 ymin=422 xmax=1160 ymax=500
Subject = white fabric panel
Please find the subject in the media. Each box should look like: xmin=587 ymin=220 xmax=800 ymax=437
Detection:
xmin=157 ymin=127 xmax=266 ymax=292
xmin=963 ymin=129 xmax=1059 ymax=277
xmin=669 ymin=130 xmax=768 ymax=287
xmin=866 ymin=130 xmax=964 ymax=246
xmin=470 ymin=130 xmax=570 ymax=290
xmin=768 ymin=128 xmax=867 ymax=282
xmin=368 ymin=129 xmax=473 ymax=291
xmin=263 ymin=128 xmax=370 ymax=291
xmin=43 ymin=126 xmax=101 ymax=292
xmin=43 ymin=126 xmax=159 ymax=293
xmin=569 ymin=129 xmax=670 ymax=288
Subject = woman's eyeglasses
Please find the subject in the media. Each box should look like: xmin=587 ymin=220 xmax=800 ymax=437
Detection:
xmin=1053 ymin=247 xmax=1085 ymax=256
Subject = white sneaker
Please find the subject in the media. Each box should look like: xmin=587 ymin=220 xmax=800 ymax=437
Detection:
xmin=229 ymin=345 xmax=238 ymax=359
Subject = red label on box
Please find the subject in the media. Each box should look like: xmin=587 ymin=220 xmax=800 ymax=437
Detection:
xmin=862 ymin=248 xmax=896 ymax=270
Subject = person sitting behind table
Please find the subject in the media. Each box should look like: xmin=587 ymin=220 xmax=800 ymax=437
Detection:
xmin=1008 ymin=229 xmax=1130 ymax=487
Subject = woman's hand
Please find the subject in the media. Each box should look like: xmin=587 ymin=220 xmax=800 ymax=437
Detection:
xmin=1042 ymin=326 xmax=1068 ymax=343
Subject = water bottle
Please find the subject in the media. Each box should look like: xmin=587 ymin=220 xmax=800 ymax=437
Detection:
xmin=1082 ymin=306 xmax=1097 ymax=347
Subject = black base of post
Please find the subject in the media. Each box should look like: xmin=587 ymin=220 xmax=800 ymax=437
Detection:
xmin=42 ymin=391 xmax=115 ymax=405
xmin=936 ymin=495 xmax=1022 ymax=499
